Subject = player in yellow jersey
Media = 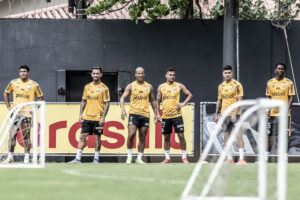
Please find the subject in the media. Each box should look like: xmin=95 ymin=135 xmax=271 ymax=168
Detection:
xmin=3 ymin=65 xmax=43 ymax=164
xmin=156 ymin=68 xmax=193 ymax=164
xmin=120 ymin=67 xmax=158 ymax=164
xmin=69 ymin=67 xmax=110 ymax=163
xmin=214 ymin=65 xmax=247 ymax=165
xmin=266 ymin=63 xmax=294 ymax=161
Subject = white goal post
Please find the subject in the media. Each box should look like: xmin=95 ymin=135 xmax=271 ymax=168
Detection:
xmin=0 ymin=101 xmax=46 ymax=168
xmin=181 ymin=98 xmax=288 ymax=200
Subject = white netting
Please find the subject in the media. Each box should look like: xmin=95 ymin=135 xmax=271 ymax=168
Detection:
xmin=0 ymin=101 xmax=45 ymax=168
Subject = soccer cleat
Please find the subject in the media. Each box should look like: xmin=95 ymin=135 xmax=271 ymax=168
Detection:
xmin=126 ymin=157 xmax=132 ymax=164
xmin=135 ymin=159 xmax=144 ymax=164
xmin=92 ymin=159 xmax=99 ymax=164
xmin=2 ymin=157 xmax=14 ymax=164
xmin=224 ymin=159 xmax=234 ymax=164
xmin=24 ymin=157 xmax=30 ymax=164
xmin=68 ymin=159 xmax=81 ymax=163
xmin=236 ymin=159 xmax=248 ymax=165
xmin=182 ymin=158 xmax=189 ymax=164
xmin=161 ymin=158 xmax=171 ymax=163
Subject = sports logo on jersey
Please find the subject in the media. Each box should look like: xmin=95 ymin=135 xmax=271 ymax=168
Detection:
xmin=230 ymin=85 xmax=234 ymax=91
xmin=173 ymin=87 xmax=177 ymax=92
xmin=27 ymin=86 xmax=32 ymax=91
xmin=145 ymin=88 xmax=149 ymax=92
xmin=282 ymin=84 xmax=286 ymax=89
xmin=96 ymin=89 xmax=101 ymax=93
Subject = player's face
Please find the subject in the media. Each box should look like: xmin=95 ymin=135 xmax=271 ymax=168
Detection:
xmin=275 ymin=65 xmax=285 ymax=78
xmin=135 ymin=70 xmax=145 ymax=82
xmin=166 ymin=71 xmax=176 ymax=82
xmin=223 ymin=70 xmax=232 ymax=81
xmin=91 ymin=69 xmax=102 ymax=82
xmin=19 ymin=68 xmax=29 ymax=79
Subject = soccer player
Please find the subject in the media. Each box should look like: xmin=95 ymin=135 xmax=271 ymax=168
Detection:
xmin=214 ymin=65 xmax=247 ymax=165
xmin=3 ymin=65 xmax=43 ymax=164
xmin=69 ymin=66 xmax=110 ymax=163
xmin=266 ymin=63 xmax=294 ymax=160
xmin=120 ymin=67 xmax=158 ymax=164
xmin=156 ymin=68 xmax=193 ymax=164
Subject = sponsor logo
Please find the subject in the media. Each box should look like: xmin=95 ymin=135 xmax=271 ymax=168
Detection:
xmin=177 ymin=124 xmax=184 ymax=128
xmin=271 ymin=91 xmax=286 ymax=96
xmin=87 ymin=95 xmax=99 ymax=100
xmin=16 ymin=93 xmax=30 ymax=99
xmin=139 ymin=91 xmax=143 ymax=93
xmin=222 ymin=94 xmax=235 ymax=99
xmin=162 ymin=95 xmax=177 ymax=101
xmin=105 ymin=90 xmax=109 ymax=100
xmin=164 ymin=113 xmax=180 ymax=117
xmin=133 ymin=96 xmax=148 ymax=101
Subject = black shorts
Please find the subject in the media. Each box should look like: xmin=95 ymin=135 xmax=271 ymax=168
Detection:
xmin=267 ymin=116 xmax=291 ymax=137
xmin=128 ymin=114 xmax=149 ymax=128
xmin=81 ymin=120 xmax=103 ymax=135
xmin=162 ymin=116 xmax=184 ymax=134
xmin=11 ymin=114 xmax=32 ymax=128
xmin=221 ymin=115 xmax=240 ymax=132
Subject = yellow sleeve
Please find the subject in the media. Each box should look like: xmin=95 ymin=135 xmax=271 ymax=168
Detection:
xmin=104 ymin=87 xmax=110 ymax=102
xmin=237 ymin=83 xmax=244 ymax=97
xmin=289 ymin=82 xmax=295 ymax=96
xmin=35 ymin=84 xmax=43 ymax=98
xmin=4 ymin=81 xmax=13 ymax=94
xmin=266 ymin=82 xmax=271 ymax=96
xmin=82 ymin=86 xmax=87 ymax=100
xmin=217 ymin=85 xmax=222 ymax=100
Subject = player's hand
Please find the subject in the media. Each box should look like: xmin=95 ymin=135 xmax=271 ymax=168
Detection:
xmin=8 ymin=106 xmax=13 ymax=111
xmin=154 ymin=114 xmax=162 ymax=123
xmin=214 ymin=113 xmax=219 ymax=122
xmin=177 ymin=103 xmax=184 ymax=110
xmin=121 ymin=110 xmax=127 ymax=120
xmin=79 ymin=115 xmax=84 ymax=124
xmin=231 ymin=114 xmax=237 ymax=123
xmin=99 ymin=117 xmax=105 ymax=127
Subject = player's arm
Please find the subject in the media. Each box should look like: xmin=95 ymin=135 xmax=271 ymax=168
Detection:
xmin=214 ymin=99 xmax=222 ymax=122
xmin=3 ymin=92 xmax=12 ymax=111
xmin=99 ymin=102 xmax=110 ymax=127
xmin=156 ymin=85 xmax=162 ymax=122
xmin=120 ymin=84 xmax=131 ymax=120
xmin=178 ymin=84 xmax=193 ymax=109
xmin=149 ymin=85 xmax=159 ymax=122
xmin=288 ymin=95 xmax=294 ymax=111
xmin=232 ymin=96 xmax=243 ymax=122
xmin=79 ymin=99 xmax=86 ymax=123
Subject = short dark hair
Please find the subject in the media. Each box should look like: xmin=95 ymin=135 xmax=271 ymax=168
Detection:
xmin=166 ymin=68 xmax=176 ymax=73
xmin=275 ymin=63 xmax=286 ymax=70
xmin=91 ymin=66 xmax=102 ymax=73
xmin=223 ymin=65 xmax=232 ymax=71
xmin=19 ymin=65 xmax=29 ymax=72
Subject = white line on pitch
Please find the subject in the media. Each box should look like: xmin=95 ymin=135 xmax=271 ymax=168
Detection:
xmin=62 ymin=169 xmax=186 ymax=185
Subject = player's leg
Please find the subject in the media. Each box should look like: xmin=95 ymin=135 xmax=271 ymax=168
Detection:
xmin=93 ymin=121 xmax=103 ymax=163
xmin=235 ymin=115 xmax=247 ymax=165
xmin=135 ymin=116 xmax=149 ymax=164
xmin=222 ymin=116 xmax=234 ymax=163
xmin=174 ymin=116 xmax=188 ymax=163
xmin=126 ymin=114 xmax=139 ymax=163
xmin=161 ymin=118 xmax=172 ymax=163
xmin=69 ymin=120 xmax=90 ymax=163
xmin=22 ymin=117 xmax=32 ymax=164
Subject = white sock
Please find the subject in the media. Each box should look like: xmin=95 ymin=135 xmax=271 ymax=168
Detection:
xmin=137 ymin=152 xmax=143 ymax=160
xmin=227 ymin=151 xmax=233 ymax=160
xmin=94 ymin=151 xmax=99 ymax=160
xmin=182 ymin=150 xmax=187 ymax=159
xmin=76 ymin=149 xmax=83 ymax=160
xmin=24 ymin=153 xmax=30 ymax=160
xmin=8 ymin=152 xmax=13 ymax=159
xmin=265 ymin=152 xmax=269 ymax=162
xmin=239 ymin=148 xmax=244 ymax=160
xmin=164 ymin=150 xmax=170 ymax=160
xmin=127 ymin=149 xmax=132 ymax=157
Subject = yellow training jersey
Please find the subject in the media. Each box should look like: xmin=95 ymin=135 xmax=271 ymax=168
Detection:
xmin=218 ymin=79 xmax=243 ymax=116
xmin=266 ymin=77 xmax=295 ymax=116
xmin=129 ymin=81 xmax=151 ymax=118
xmin=5 ymin=78 xmax=43 ymax=116
xmin=160 ymin=82 xmax=182 ymax=119
xmin=82 ymin=82 xmax=110 ymax=121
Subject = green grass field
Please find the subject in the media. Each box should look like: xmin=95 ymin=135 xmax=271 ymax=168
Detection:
xmin=0 ymin=163 xmax=300 ymax=200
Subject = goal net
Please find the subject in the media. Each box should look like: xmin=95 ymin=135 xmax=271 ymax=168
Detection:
xmin=182 ymin=99 xmax=288 ymax=200
xmin=0 ymin=101 xmax=46 ymax=168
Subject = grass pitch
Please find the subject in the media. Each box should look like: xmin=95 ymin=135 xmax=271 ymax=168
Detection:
xmin=0 ymin=163 xmax=299 ymax=200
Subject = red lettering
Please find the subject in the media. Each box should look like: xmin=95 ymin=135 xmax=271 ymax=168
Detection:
xmin=49 ymin=121 xmax=67 ymax=148
xmin=170 ymin=128 xmax=180 ymax=149
xmin=69 ymin=122 xmax=81 ymax=148
xmin=102 ymin=121 xmax=125 ymax=149
xmin=17 ymin=123 xmax=40 ymax=148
